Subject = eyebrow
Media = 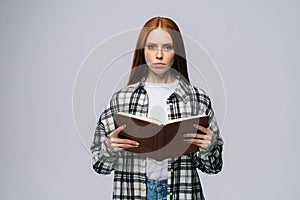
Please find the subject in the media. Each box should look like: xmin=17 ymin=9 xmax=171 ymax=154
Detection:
xmin=145 ymin=42 xmax=173 ymax=45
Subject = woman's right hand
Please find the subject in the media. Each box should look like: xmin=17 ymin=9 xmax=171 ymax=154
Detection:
xmin=107 ymin=124 xmax=139 ymax=152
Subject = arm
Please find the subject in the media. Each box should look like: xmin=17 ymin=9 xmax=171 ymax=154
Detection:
xmin=196 ymin=100 xmax=223 ymax=174
xmin=90 ymin=108 xmax=119 ymax=175
xmin=185 ymin=99 xmax=224 ymax=174
xmin=91 ymin=104 xmax=139 ymax=174
xmin=193 ymin=130 xmax=223 ymax=174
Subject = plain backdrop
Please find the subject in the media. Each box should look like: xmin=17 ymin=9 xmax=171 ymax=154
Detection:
xmin=1 ymin=0 xmax=300 ymax=199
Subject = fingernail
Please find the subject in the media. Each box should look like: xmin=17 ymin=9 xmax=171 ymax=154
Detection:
xmin=136 ymin=143 xmax=139 ymax=146
xmin=193 ymin=124 xmax=197 ymax=128
xmin=123 ymin=124 xmax=126 ymax=128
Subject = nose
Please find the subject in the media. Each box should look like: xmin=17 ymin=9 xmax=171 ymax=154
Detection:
xmin=156 ymin=48 xmax=163 ymax=60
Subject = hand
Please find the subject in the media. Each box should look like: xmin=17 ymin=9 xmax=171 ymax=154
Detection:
xmin=107 ymin=124 xmax=139 ymax=152
xmin=183 ymin=124 xmax=214 ymax=149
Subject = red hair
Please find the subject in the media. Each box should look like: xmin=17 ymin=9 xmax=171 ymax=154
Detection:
xmin=128 ymin=17 xmax=190 ymax=85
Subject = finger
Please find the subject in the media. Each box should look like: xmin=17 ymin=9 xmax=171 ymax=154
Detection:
xmin=183 ymin=133 xmax=204 ymax=139
xmin=183 ymin=133 xmax=212 ymax=141
xmin=109 ymin=124 xmax=127 ymax=137
xmin=185 ymin=139 xmax=211 ymax=148
xmin=110 ymin=143 xmax=139 ymax=149
xmin=110 ymin=138 xmax=139 ymax=146
xmin=193 ymin=124 xmax=213 ymax=135
xmin=184 ymin=138 xmax=206 ymax=144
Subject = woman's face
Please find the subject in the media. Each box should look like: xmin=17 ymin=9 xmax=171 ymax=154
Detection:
xmin=144 ymin=28 xmax=175 ymax=77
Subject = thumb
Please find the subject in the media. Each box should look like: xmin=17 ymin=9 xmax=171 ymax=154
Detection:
xmin=110 ymin=124 xmax=126 ymax=137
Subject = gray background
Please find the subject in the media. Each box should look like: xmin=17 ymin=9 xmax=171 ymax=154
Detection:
xmin=1 ymin=0 xmax=299 ymax=199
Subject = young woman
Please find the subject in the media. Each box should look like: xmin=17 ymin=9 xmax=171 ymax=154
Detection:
xmin=91 ymin=16 xmax=223 ymax=200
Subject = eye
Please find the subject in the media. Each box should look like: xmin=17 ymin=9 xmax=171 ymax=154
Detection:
xmin=163 ymin=45 xmax=173 ymax=51
xmin=146 ymin=44 xmax=155 ymax=50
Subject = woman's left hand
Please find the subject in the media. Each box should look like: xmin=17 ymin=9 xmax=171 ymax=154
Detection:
xmin=183 ymin=124 xmax=214 ymax=149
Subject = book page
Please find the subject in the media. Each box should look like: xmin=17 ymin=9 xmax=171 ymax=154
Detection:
xmin=116 ymin=112 xmax=163 ymax=125
xmin=164 ymin=114 xmax=208 ymax=125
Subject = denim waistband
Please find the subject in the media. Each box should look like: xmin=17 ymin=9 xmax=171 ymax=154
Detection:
xmin=146 ymin=177 xmax=168 ymax=188
xmin=146 ymin=177 xmax=168 ymax=200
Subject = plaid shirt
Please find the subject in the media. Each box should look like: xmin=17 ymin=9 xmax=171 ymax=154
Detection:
xmin=91 ymin=75 xmax=223 ymax=200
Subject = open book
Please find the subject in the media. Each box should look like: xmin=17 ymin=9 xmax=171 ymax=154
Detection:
xmin=113 ymin=112 xmax=209 ymax=161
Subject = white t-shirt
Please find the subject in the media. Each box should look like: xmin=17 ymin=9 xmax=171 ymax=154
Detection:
xmin=144 ymin=79 xmax=178 ymax=180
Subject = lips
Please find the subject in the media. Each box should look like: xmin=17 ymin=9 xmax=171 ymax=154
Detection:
xmin=152 ymin=63 xmax=166 ymax=67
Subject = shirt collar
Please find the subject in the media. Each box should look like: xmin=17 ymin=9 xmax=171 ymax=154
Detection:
xmin=133 ymin=74 xmax=192 ymax=103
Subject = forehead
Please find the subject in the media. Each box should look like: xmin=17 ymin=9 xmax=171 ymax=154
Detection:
xmin=146 ymin=28 xmax=173 ymax=44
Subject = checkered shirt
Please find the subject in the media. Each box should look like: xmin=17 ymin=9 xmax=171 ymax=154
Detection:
xmin=91 ymin=75 xmax=224 ymax=200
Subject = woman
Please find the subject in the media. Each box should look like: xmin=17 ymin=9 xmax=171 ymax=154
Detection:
xmin=91 ymin=16 xmax=223 ymax=200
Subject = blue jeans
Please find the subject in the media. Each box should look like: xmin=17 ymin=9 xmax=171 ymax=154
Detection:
xmin=146 ymin=178 xmax=168 ymax=200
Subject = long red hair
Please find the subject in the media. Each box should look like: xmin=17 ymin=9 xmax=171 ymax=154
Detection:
xmin=128 ymin=17 xmax=190 ymax=85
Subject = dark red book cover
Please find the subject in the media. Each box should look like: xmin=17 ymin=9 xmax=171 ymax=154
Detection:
xmin=113 ymin=112 xmax=209 ymax=161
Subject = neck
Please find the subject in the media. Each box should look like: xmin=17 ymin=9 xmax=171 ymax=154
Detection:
xmin=146 ymin=71 xmax=176 ymax=83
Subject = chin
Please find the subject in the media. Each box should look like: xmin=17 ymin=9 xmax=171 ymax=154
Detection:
xmin=150 ymin=68 xmax=169 ymax=76
xmin=150 ymin=65 xmax=170 ymax=72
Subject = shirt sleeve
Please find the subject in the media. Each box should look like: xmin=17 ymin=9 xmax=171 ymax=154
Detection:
xmin=90 ymin=99 xmax=120 ymax=175
xmin=192 ymin=98 xmax=224 ymax=174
